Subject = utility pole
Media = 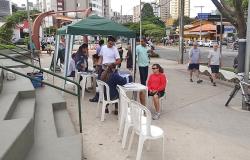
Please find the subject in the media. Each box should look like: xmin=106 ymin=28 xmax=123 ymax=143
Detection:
xmin=195 ymin=6 xmax=204 ymax=41
xmin=140 ymin=0 xmax=142 ymax=41
xmin=179 ymin=0 xmax=184 ymax=64
xmin=120 ymin=5 xmax=122 ymax=23
xmin=27 ymin=0 xmax=34 ymax=64
xmin=220 ymin=13 xmax=223 ymax=55
xmin=244 ymin=0 xmax=250 ymax=83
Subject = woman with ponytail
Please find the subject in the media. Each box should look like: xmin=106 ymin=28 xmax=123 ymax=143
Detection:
xmin=100 ymin=63 xmax=127 ymax=114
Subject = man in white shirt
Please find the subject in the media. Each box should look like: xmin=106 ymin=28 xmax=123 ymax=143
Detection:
xmin=208 ymin=44 xmax=222 ymax=86
xmin=89 ymin=37 xmax=121 ymax=102
xmin=98 ymin=37 xmax=121 ymax=67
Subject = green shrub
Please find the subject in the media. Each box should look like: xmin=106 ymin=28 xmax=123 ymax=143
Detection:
xmin=0 ymin=44 xmax=16 ymax=50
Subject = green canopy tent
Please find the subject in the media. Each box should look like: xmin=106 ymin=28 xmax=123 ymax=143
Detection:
xmin=54 ymin=15 xmax=136 ymax=88
xmin=57 ymin=15 xmax=135 ymax=38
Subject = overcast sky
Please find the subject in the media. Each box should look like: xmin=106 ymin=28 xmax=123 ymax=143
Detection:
xmin=12 ymin=0 xmax=217 ymax=18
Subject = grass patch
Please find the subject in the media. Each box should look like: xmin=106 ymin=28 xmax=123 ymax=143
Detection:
xmin=221 ymin=67 xmax=235 ymax=72
xmin=0 ymin=44 xmax=16 ymax=50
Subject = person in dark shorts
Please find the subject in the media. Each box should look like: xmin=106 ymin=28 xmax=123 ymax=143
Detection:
xmin=208 ymin=44 xmax=222 ymax=86
xmin=147 ymin=64 xmax=167 ymax=120
xmin=188 ymin=42 xmax=203 ymax=83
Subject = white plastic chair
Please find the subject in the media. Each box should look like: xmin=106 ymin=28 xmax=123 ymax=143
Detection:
xmin=128 ymin=100 xmax=165 ymax=160
xmin=96 ymin=80 xmax=119 ymax=121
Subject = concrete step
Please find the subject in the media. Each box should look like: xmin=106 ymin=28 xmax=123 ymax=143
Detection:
xmin=0 ymin=59 xmax=27 ymax=68
xmin=25 ymin=87 xmax=81 ymax=160
xmin=0 ymin=69 xmax=36 ymax=160
xmin=0 ymin=118 xmax=34 ymax=160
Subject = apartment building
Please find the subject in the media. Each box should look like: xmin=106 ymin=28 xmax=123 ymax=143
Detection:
xmin=170 ymin=0 xmax=190 ymax=19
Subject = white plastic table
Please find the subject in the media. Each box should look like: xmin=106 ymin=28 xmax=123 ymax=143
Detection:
xmin=120 ymin=83 xmax=148 ymax=107
xmin=79 ymin=72 xmax=97 ymax=104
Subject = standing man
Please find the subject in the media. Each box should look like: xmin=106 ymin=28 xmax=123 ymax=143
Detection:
xmin=136 ymin=38 xmax=150 ymax=85
xmin=89 ymin=36 xmax=121 ymax=102
xmin=188 ymin=42 xmax=203 ymax=83
xmin=136 ymin=38 xmax=150 ymax=105
xmin=208 ymin=44 xmax=222 ymax=86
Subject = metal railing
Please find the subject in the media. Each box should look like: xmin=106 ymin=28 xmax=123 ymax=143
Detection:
xmin=0 ymin=38 xmax=41 ymax=68
xmin=0 ymin=52 xmax=83 ymax=133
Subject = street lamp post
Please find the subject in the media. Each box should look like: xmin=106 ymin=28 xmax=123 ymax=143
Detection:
xmin=140 ymin=0 xmax=142 ymax=41
xmin=179 ymin=0 xmax=184 ymax=64
xmin=27 ymin=0 xmax=34 ymax=64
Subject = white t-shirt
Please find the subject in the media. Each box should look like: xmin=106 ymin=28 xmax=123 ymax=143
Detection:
xmin=208 ymin=50 xmax=221 ymax=65
xmin=99 ymin=45 xmax=120 ymax=64
xmin=67 ymin=58 xmax=76 ymax=76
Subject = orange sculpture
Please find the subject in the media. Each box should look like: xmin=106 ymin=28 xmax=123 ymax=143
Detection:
xmin=32 ymin=8 xmax=92 ymax=50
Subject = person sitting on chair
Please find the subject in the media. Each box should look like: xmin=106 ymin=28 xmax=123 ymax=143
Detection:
xmin=147 ymin=64 xmax=167 ymax=120
xmin=67 ymin=53 xmax=76 ymax=77
xmin=100 ymin=63 xmax=127 ymax=115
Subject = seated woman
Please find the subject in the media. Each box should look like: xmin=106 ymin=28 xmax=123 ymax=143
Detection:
xmin=67 ymin=53 xmax=76 ymax=77
xmin=147 ymin=64 xmax=167 ymax=120
xmin=100 ymin=63 xmax=127 ymax=114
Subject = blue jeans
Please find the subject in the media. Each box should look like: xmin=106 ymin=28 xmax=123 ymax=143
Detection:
xmin=139 ymin=66 xmax=148 ymax=85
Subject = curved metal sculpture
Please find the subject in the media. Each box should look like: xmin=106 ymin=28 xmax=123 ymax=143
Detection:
xmin=32 ymin=8 xmax=92 ymax=49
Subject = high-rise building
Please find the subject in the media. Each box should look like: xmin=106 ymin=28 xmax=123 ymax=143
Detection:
xmin=159 ymin=0 xmax=170 ymax=21
xmin=0 ymin=0 xmax=11 ymax=21
xmin=170 ymin=0 xmax=190 ymax=19
xmin=39 ymin=0 xmax=110 ymax=18
xmin=151 ymin=1 xmax=160 ymax=18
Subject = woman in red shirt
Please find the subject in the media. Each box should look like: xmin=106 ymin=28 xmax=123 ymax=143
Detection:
xmin=147 ymin=64 xmax=167 ymax=120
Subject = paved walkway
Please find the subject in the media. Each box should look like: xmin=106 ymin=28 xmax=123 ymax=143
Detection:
xmin=40 ymin=52 xmax=250 ymax=160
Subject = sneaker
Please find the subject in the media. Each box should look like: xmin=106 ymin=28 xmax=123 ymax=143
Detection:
xmin=105 ymin=107 xmax=109 ymax=113
xmin=89 ymin=97 xmax=98 ymax=102
xmin=152 ymin=112 xmax=160 ymax=120
xmin=213 ymin=82 xmax=216 ymax=86
xmin=209 ymin=76 xmax=213 ymax=83
xmin=197 ymin=79 xmax=203 ymax=84
xmin=190 ymin=79 xmax=193 ymax=82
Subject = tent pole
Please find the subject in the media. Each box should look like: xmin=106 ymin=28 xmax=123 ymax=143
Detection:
xmin=131 ymin=38 xmax=136 ymax=82
xmin=63 ymin=34 xmax=71 ymax=91
xmin=53 ymin=35 xmax=60 ymax=85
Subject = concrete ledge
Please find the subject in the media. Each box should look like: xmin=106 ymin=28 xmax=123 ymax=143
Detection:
xmin=0 ymin=68 xmax=3 ymax=93
xmin=0 ymin=118 xmax=34 ymax=160
xmin=200 ymin=65 xmax=238 ymax=82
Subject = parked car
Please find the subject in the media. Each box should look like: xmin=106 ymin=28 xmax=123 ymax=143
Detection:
xmin=204 ymin=40 xmax=218 ymax=47
xmin=197 ymin=40 xmax=204 ymax=46
xmin=187 ymin=40 xmax=193 ymax=46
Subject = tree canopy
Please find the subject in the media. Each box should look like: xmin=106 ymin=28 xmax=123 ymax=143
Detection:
xmin=141 ymin=3 xmax=155 ymax=21
xmin=0 ymin=10 xmax=40 ymax=43
xmin=172 ymin=16 xmax=195 ymax=27
xmin=211 ymin=0 xmax=248 ymax=38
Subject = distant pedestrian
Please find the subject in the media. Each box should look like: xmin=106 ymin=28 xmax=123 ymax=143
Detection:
xmin=126 ymin=44 xmax=133 ymax=71
xmin=188 ymin=42 xmax=203 ymax=83
xmin=208 ymin=44 xmax=222 ymax=86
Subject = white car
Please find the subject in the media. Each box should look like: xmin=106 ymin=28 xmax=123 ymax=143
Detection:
xmin=196 ymin=40 xmax=204 ymax=46
xmin=204 ymin=40 xmax=218 ymax=47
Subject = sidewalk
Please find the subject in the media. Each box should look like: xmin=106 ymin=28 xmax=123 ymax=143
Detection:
xmin=41 ymin=53 xmax=250 ymax=160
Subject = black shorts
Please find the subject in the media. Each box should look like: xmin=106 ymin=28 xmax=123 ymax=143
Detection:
xmin=148 ymin=90 xmax=165 ymax=98
xmin=210 ymin=65 xmax=219 ymax=73
xmin=188 ymin=63 xmax=199 ymax=70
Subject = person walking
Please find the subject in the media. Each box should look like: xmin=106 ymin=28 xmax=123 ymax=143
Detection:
xmin=208 ymin=44 xmax=222 ymax=86
xmin=188 ymin=42 xmax=203 ymax=83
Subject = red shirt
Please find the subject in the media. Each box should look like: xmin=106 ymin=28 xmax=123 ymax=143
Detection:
xmin=147 ymin=73 xmax=167 ymax=91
